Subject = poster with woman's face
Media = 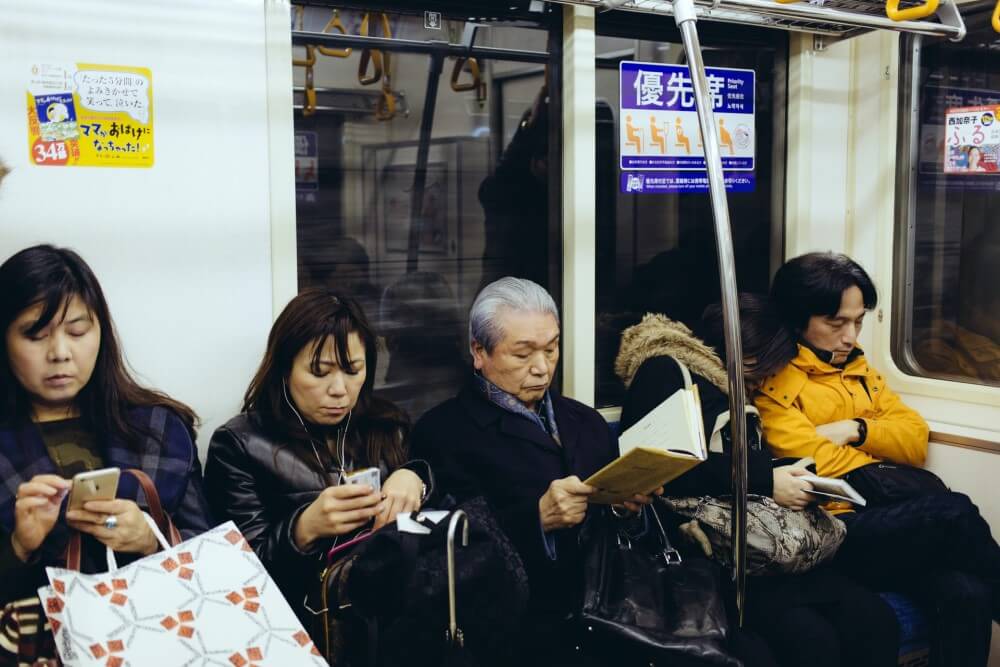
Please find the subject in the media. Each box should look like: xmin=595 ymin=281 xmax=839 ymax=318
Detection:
xmin=945 ymin=105 xmax=1000 ymax=174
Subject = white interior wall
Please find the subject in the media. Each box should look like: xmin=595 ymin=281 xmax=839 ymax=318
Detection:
xmin=0 ymin=0 xmax=295 ymax=454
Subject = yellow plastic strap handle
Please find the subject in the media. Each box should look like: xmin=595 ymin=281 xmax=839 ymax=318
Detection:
xmin=450 ymin=58 xmax=482 ymax=92
xmin=358 ymin=13 xmax=392 ymax=86
xmin=886 ymin=0 xmax=939 ymax=21
xmin=293 ymin=44 xmax=316 ymax=68
xmin=377 ymin=14 xmax=392 ymax=82
xmin=993 ymin=0 xmax=1000 ymax=32
xmin=376 ymin=86 xmax=396 ymax=121
xmin=304 ymin=66 xmax=317 ymax=117
xmin=317 ymin=9 xmax=352 ymax=58
xmin=774 ymin=0 xmax=799 ymax=5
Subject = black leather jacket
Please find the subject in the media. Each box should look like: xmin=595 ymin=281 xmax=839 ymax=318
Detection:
xmin=204 ymin=412 xmax=432 ymax=629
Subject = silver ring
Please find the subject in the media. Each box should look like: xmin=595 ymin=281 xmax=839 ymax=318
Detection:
xmin=103 ymin=515 xmax=118 ymax=530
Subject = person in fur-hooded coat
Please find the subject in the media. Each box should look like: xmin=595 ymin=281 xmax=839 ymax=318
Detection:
xmin=615 ymin=300 xmax=902 ymax=667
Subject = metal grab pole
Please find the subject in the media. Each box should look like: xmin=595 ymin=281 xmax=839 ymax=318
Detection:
xmin=407 ymin=53 xmax=445 ymax=273
xmin=673 ymin=0 xmax=749 ymax=625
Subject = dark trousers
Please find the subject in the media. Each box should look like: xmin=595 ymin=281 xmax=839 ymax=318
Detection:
xmin=744 ymin=572 xmax=900 ymax=667
xmin=836 ymin=491 xmax=1000 ymax=667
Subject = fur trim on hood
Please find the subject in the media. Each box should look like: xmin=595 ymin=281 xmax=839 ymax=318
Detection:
xmin=615 ymin=314 xmax=729 ymax=392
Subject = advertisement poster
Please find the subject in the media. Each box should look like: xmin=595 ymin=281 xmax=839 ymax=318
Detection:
xmin=26 ymin=62 xmax=154 ymax=168
xmin=619 ymin=60 xmax=755 ymax=194
xmin=295 ymin=131 xmax=319 ymax=203
xmin=943 ymin=105 xmax=1000 ymax=174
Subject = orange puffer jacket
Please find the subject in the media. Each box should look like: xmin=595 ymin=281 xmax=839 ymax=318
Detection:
xmin=754 ymin=345 xmax=928 ymax=480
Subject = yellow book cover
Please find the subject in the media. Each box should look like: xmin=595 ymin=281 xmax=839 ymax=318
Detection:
xmin=585 ymin=448 xmax=703 ymax=505
xmin=586 ymin=383 xmax=707 ymax=504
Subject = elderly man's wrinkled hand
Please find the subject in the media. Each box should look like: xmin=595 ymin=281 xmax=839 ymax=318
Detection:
xmin=619 ymin=486 xmax=664 ymax=514
xmin=539 ymin=476 xmax=594 ymax=532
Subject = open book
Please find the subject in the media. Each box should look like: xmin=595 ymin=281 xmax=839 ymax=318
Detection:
xmin=586 ymin=384 xmax=707 ymax=504
xmin=800 ymin=475 xmax=867 ymax=507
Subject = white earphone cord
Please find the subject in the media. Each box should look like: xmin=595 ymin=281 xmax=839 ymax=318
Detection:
xmin=282 ymin=379 xmax=352 ymax=480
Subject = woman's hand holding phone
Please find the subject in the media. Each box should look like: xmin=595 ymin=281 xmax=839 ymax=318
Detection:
xmin=374 ymin=469 xmax=424 ymax=530
xmin=12 ymin=474 xmax=70 ymax=561
xmin=67 ymin=499 xmax=159 ymax=555
xmin=293 ymin=484 xmax=382 ymax=550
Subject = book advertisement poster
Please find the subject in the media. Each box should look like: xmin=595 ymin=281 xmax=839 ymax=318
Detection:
xmin=27 ymin=62 xmax=154 ymax=168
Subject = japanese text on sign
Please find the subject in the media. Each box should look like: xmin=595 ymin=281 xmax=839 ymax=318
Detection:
xmin=26 ymin=62 xmax=154 ymax=168
xmin=619 ymin=60 xmax=756 ymax=193
xmin=943 ymin=105 xmax=1000 ymax=175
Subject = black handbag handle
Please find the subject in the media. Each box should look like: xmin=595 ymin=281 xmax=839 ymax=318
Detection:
xmin=619 ymin=505 xmax=683 ymax=565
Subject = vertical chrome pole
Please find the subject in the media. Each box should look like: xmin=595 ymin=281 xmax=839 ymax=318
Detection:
xmin=673 ymin=0 xmax=749 ymax=624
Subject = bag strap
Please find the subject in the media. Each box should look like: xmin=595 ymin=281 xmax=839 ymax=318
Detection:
xmin=663 ymin=354 xmax=694 ymax=391
xmin=446 ymin=510 xmax=469 ymax=648
xmin=644 ymin=505 xmax=683 ymax=565
xmin=65 ymin=468 xmax=182 ymax=571
xmin=123 ymin=469 xmax=182 ymax=546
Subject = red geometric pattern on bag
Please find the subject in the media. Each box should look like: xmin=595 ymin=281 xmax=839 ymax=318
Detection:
xmin=225 ymin=586 xmax=261 ymax=613
xmin=94 ymin=579 xmax=129 ymax=606
xmin=160 ymin=551 xmax=196 ymax=580
xmin=160 ymin=610 xmax=196 ymax=639
xmin=228 ymin=646 xmax=263 ymax=666
xmin=45 ymin=595 xmax=64 ymax=614
xmin=89 ymin=638 xmax=125 ymax=666
xmin=53 ymin=579 xmax=66 ymax=594
xmin=50 ymin=618 xmax=61 ymax=634
xmin=224 ymin=528 xmax=255 ymax=553
xmin=292 ymin=630 xmax=322 ymax=656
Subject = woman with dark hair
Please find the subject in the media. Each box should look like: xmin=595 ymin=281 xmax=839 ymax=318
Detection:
xmin=205 ymin=289 xmax=432 ymax=636
xmin=616 ymin=293 xmax=900 ymax=667
xmin=0 ymin=244 xmax=211 ymax=602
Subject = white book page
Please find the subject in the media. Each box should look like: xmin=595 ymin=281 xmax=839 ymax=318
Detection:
xmin=619 ymin=388 xmax=704 ymax=459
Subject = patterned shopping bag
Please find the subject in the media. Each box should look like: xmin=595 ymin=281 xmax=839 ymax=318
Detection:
xmin=37 ymin=521 xmax=328 ymax=667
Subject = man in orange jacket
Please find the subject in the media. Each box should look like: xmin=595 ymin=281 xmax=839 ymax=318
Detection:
xmin=758 ymin=252 xmax=999 ymax=667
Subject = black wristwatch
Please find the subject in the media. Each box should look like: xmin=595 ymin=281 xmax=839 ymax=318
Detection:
xmin=852 ymin=418 xmax=868 ymax=447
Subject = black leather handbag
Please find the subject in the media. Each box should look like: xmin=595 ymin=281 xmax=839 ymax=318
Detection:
xmin=844 ymin=462 xmax=948 ymax=507
xmin=578 ymin=504 xmax=742 ymax=667
xmin=346 ymin=496 xmax=529 ymax=667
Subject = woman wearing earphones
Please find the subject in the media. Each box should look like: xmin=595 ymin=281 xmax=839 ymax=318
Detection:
xmin=205 ymin=289 xmax=431 ymax=633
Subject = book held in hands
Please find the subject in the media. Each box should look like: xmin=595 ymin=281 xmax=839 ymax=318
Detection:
xmin=585 ymin=384 xmax=707 ymax=504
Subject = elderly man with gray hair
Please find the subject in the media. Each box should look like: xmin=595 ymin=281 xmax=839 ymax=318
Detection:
xmin=411 ymin=277 xmax=657 ymax=665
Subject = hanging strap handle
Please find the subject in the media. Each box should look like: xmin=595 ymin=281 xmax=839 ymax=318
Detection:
xmin=446 ymin=510 xmax=469 ymax=648
xmin=304 ymin=65 xmax=317 ymax=117
xmin=450 ymin=57 xmax=481 ymax=92
xmin=292 ymin=43 xmax=316 ymax=68
xmin=886 ymin=0 xmax=939 ymax=21
xmin=375 ymin=88 xmax=396 ymax=121
xmin=359 ymin=13 xmax=392 ymax=86
xmin=316 ymin=9 xmax=352 ymax=58
xmin=65 ymin=469 xmax=182 ymax=571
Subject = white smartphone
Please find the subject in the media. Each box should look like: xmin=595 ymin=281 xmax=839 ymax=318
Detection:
xmin=67 ymin=467 xmax=120 ymax=511
xmin=343 ymin=467 xmax=381 ymax=494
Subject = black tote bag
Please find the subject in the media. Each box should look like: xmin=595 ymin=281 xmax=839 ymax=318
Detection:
xmin=578 ymin=505 xmax=742 ymax=667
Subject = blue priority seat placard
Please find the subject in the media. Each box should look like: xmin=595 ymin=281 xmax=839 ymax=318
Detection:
xmin=619 ymin=61 xmax=756 ymax=194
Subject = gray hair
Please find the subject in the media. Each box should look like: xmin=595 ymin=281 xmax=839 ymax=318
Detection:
xmin=469 ymin=277 xmax=560 ymax=353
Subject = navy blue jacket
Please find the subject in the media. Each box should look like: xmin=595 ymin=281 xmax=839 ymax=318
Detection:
xmin=410 ymin=381 xmax=618 ymax=620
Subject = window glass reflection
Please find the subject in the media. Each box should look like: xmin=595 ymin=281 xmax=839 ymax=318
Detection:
xmin=292 ymin=8 xmax=558 ymax=420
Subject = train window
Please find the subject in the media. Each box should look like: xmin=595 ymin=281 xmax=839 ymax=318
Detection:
xmin=894 ymin=4 xmax=1000 ymax=387
xmin=292 ymin=6 xmax=560 ymax=420
xmin=592 ymin=17 xmax=787 ymax=407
